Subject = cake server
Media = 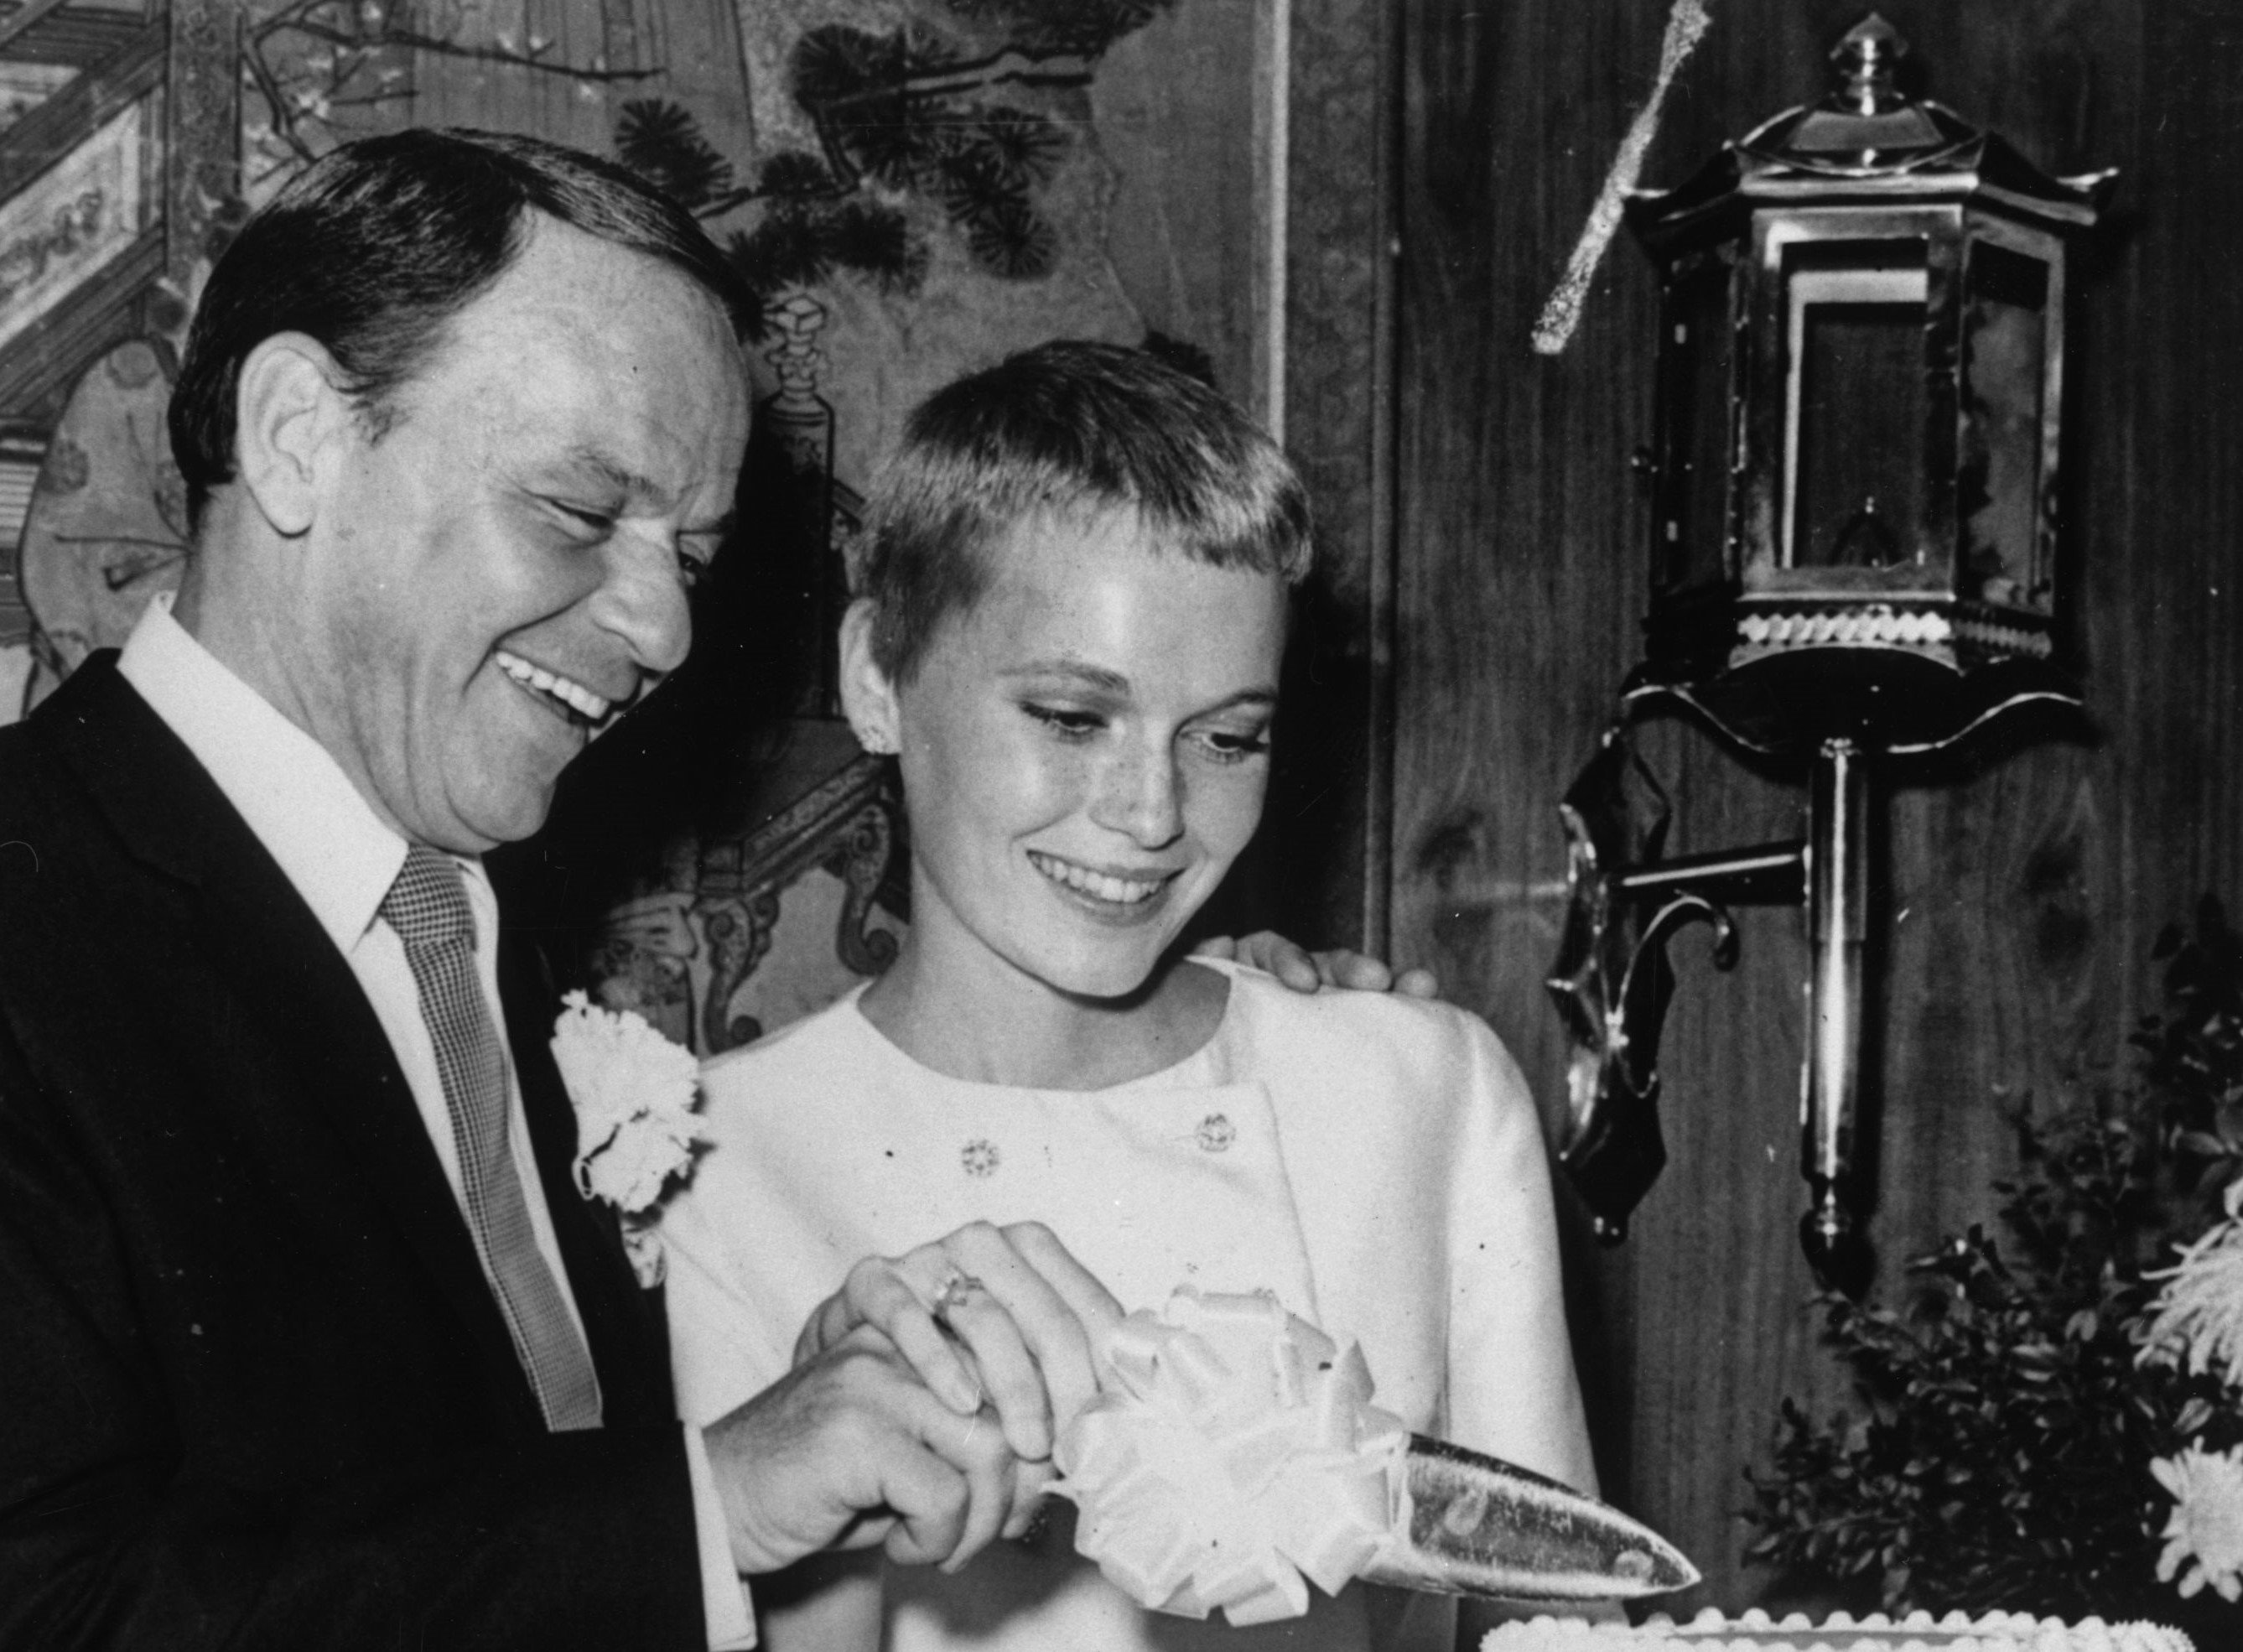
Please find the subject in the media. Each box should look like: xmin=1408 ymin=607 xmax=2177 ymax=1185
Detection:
xmin=1362 ymin=1434 xmax=1700 ymax=1601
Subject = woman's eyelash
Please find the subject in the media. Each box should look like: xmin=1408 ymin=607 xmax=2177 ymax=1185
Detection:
xmin=1019 ymin=703 xmax=1271 ymax=758
xmin=1201 ymin=730 xmax=1272 ymax=761
xmin=1023 ymin=703 xmax=1103 ymax=734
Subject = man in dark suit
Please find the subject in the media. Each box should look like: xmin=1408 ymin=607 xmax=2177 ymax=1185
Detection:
xmin=0 ymin=128 xmax=1103 ymax=1650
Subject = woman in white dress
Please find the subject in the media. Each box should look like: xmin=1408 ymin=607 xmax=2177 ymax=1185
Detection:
xmin=657 ymin=340 xmax=1597 ymax=1652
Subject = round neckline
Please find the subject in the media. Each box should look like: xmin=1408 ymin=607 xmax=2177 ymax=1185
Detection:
xmin=839 ymin=958 xmax=1242 ymax=1096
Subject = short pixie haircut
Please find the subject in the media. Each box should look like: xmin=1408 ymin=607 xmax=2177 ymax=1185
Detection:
xmin=850 ymin=339 xmax=1312 ymax=684
xmin=169 ymin=127 xmax=750 ymax=533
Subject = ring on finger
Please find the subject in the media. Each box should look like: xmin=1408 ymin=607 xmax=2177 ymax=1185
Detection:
xmin=933 ymin=1270 xmax=986 ymax=1320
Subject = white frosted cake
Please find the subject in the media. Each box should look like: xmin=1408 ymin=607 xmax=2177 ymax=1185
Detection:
xmin=1482 ymin=1608 xmax=2194 ymax=1652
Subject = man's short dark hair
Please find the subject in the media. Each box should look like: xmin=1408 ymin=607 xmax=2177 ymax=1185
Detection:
xmin=851 ymin=339 xmax=1312 ymax=685
xmin=169 ymin=127 xmax=751 ymax=533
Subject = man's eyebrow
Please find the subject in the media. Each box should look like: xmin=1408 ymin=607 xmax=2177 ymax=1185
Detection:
xmin=562 ymin=448 xmax=659 ymax=499
xmin=560 ymin=449 xmax=734 ymax=536
xmin=680 ymin=509 xmax=735 ymax=541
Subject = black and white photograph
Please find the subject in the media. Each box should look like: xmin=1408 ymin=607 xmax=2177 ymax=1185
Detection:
xmin=0 ymin=3 xmax=2232 ymax=1649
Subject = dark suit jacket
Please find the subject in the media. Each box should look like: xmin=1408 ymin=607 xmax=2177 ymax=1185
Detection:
xmin=0 ymin=655 xmax=708 ymax=1649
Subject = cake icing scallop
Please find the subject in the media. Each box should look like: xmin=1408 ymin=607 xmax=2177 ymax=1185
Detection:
xmin=1480 ymin=1608 xmax=2194 ymax=1652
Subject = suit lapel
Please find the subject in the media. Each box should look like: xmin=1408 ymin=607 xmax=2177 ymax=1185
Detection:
xmin=39 ymin=657 xmax=546 ymax=1431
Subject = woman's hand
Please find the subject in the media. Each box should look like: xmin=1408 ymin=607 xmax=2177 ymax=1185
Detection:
xmin=793 ymin=1221 xmax=1126 ymax=1530
xmin=1193 ymin=932 xmax=1439 ymax=999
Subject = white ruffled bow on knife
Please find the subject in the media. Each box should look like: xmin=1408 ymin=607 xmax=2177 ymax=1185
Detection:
xmin=1051 ymin=1288 xmax=1699 ymax=1628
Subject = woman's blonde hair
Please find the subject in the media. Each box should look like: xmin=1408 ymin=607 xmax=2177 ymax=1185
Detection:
xmin=850 ymin=339 xmax=1312 ymax=684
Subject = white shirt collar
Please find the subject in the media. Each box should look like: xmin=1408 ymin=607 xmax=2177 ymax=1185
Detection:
xmin=117 ymin=590 xmax=413 ymax=956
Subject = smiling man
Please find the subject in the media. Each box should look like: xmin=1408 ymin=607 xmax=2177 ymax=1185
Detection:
xmin=174 ymin=165 xmax=744 ymax=856
xmin=0 ymin=130 xmax=1120 ymax=1652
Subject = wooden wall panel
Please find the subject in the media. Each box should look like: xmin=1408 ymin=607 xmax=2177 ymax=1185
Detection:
xmin=1385 ymin=0 xmax=2243 ymax=1613
xmin=1097 ymin=2 xmax=1267 ymax=407
xmin=1259 ymin=0 xmax=1393 ymax=948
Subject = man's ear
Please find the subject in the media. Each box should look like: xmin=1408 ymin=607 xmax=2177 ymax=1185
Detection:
xmin=838 ymin=597 xmax=901 ymax=756
xmin=233 ymin=332 xmax=352 ymax=538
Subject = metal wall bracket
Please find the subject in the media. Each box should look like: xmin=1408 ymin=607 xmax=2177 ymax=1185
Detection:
xmin=1548 ymin=722 xmax=1867 ymax=1275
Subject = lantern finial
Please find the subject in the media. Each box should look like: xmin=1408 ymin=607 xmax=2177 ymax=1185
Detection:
xmin=1830 ymin=15 xmax=1908 ymax=117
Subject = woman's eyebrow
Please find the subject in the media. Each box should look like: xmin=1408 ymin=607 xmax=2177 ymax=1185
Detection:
xmin=998 ymin=659 xmax=1134 ymax=694
xmin=1204 ymin=688 xmax=1280 ymax=712
xmin=997 ymin=661 xmax=1280 ymax=714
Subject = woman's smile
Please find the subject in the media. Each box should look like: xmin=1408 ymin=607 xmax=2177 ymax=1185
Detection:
xmin=1025 ymin=849 xmax=1177 ymax=915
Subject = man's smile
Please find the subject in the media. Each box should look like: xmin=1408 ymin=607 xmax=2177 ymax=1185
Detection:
xmin=494 ymin=647 xmax=616 ymax=728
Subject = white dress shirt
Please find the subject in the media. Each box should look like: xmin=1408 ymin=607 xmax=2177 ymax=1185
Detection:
xmin=117 ymin=592 xmax=754 ymax=1649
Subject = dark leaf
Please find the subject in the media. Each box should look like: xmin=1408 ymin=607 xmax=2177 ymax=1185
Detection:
xmin=615 ymin=99 xmax=735 ymax=212
xmin=758 ymin=150 xmax=839 ymax=199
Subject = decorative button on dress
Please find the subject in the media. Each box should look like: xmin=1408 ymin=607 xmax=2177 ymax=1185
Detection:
xmin=659 ymin=960 xmax=1596 ymax=1652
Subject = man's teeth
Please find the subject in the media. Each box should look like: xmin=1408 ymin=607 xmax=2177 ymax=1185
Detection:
xmin=1030 ymin=853 xmax=1165 ymax=906
xmin=495 ymin=651 xmax=611 ymax=722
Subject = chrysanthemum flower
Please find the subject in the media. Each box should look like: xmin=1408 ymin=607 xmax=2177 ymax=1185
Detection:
xmin=2153 ymin=1442 xmax=2243 ymax=1601
xmin=2138 ymin=1177 xmax=2243 ymax=1389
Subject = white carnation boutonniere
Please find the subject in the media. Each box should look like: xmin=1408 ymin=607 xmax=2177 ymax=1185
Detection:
xmin=551 ymin=990 xmax=704 ymax=1288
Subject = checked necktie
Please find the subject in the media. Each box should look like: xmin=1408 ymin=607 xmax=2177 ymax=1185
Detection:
xmin=382 ymin=846 xmax=603 ymax=1431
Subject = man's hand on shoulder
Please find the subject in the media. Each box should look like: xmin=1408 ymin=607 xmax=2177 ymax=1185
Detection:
xmin=1193 ymin=932 xmax=1440 ymax=1000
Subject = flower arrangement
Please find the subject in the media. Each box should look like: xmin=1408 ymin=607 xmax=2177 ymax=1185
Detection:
xmin=550 ymin=989 xmax=705 ymax=1286
xmin=2139 ymin=1185 xmax=2243 ymax=1601
xmin=1744 ymin=899 xmax=2243 ymax=1636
